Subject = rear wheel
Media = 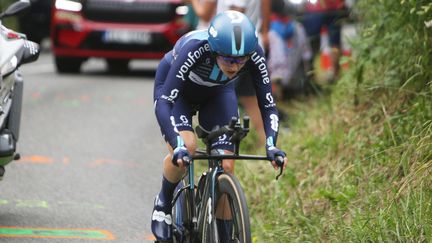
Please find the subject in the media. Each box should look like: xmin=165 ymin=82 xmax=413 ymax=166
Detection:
xmin=200 ymin=173 xmax=251 ymax=243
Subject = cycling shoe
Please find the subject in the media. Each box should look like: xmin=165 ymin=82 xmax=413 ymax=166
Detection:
xmin=151 ymin=195 xmax=172 ymax=241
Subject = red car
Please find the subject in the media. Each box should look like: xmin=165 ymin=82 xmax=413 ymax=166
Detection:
xmin=50 ymin=0 xmax=190 ymax=73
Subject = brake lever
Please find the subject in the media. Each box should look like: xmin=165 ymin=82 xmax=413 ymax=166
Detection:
xmin=276 ymin=167 xmax=283 ymax=180
xmin=275 ymin=156 xmax=284 ymax=180
xmin=182 ymin=156 xmax=191 ymax=167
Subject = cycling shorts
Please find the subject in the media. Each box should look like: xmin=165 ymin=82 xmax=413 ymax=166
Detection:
xmin=235 ymin=72 xmax=256 ymax=97
xmin=169 ymin=88 xmax=239 ymax=151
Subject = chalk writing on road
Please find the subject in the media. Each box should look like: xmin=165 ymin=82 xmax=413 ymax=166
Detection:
xmin=18 ymin=155 xmax=140 ymax=167
xmin=0 ymin=226 xmax=115 ymax=240
xmin=0 ymin=198 xmax=105 ymax=210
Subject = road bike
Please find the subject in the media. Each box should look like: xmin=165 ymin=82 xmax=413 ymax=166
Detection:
xmin=165 ymin=116 xmax=284 ymax=243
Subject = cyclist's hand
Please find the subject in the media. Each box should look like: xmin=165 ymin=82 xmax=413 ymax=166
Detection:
xmin=172 ymin=145 xmax=191 ymax=168
xmin=266 ymin=146 xmax=287 ymax=170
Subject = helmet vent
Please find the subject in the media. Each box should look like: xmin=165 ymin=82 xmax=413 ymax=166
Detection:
xmin=233 ymin=26 xmax=243 ymax=53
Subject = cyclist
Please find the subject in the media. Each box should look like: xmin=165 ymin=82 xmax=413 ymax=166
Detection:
xmin=151 ymin=10 xmax=287 ymax=242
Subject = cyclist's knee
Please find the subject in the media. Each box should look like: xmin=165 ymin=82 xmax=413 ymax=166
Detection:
xmin=223 ymin=159 xmax=235 ymax=174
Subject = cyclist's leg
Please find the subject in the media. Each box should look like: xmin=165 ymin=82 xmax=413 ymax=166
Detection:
xmin=326 ymin=12 xmax=343 ymax=81
xmin=163 ymin=131 xmax=197 ymax=182
xmin=198 ymin=85 xmax=237 ymax=175
xmin=152 ymin=98 xmax=197 ymax=241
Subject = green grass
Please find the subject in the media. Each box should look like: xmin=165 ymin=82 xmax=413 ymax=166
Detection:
xmin=1 ymin=0 xmax=20 ymax=31
xmin=237 ymin=85 xmax=432 ymax=242
xmin=234 ymin=0 xmax=432 ymax=241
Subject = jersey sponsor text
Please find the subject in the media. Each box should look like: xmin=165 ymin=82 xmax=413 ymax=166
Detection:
xmin=176 ymin=44 xmax=211 ymax=81
xmin=251 ymin=52 xmax=270 ymax=84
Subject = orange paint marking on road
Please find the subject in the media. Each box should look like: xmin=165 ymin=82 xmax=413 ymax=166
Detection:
xmin=55 ymin=93 xmax=65 ymax=100
xmin=80 ymin=95 xmax=91 ymax=102
xmin=18 ymin=155 xmax=54 ymax=164
xmin=147 ymin=234 xmax=156 ymax=241
xmin=31 ymin=92 xmax=41 ymax=99
xmin=62 ymin=157 xmax=70 ymax=165
xmin=88 ymin=159 xmax=139 ymax=168
xmin=0 ymin=226 xmax=116 ymax=240
xmin=16 ymin=155 xmax=142 ymax=168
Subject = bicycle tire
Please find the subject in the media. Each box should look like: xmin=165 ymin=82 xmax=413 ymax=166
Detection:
xmin=200 ymin=195 xmax=219 ymax=243
xmin=200 ymin=173 xmax=251 ymax=243
xmin=172 ymin=180 xmax=192 ymax=243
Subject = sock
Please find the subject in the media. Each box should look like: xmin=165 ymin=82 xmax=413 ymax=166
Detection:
xmin=158 ymin=176 xmax=179 ymax=205
xmin=216 ymin=219 xmax=233 ymax=243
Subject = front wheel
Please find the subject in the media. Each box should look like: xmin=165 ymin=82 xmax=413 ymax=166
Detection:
xmin=200 ymin=173 xmax=251 ymax=243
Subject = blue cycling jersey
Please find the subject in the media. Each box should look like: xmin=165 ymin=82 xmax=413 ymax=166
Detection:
xmin=154 ymin=30 xmax=279 ymax=149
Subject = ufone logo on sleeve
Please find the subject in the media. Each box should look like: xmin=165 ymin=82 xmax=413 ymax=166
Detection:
xmin=251 ymin=52 xmax=270 ymax=84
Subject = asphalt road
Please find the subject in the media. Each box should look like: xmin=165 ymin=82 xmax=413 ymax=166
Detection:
xmin=0 ymin=52 xmax=165 ymax=242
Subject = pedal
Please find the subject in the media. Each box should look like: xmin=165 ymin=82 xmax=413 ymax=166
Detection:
xmin=14 ymin=153 xmax=20 ymax=160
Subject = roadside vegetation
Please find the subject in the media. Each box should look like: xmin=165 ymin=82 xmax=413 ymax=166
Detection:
xmin=0 ymin=0 xmax=19 ymax=29
xmin=237 ymin=0 xmax=432 ymax=241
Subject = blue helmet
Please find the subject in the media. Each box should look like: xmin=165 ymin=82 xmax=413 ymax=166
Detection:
xmin=208 ymin=10 xmax=258 ymax=57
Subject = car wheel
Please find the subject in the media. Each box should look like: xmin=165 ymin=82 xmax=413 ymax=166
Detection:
xmin=55 ymin=57 xmax=82 ymax=73
xmin=106 ymin=59 xmax=129 ymax=74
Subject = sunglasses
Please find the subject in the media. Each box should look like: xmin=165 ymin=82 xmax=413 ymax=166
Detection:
xmin=217 ymin=55 xmax=250 ymax=65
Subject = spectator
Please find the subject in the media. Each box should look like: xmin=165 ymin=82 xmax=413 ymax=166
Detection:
xmin=301 ymin=0 xmax=348 ymax=83
xmin=189 ymin=0 xmax=216 ymax=29
xmin=183 ymin=3 xmax=200 ymax=30
xmin=268 ymin=0 xmax=312 ymax=100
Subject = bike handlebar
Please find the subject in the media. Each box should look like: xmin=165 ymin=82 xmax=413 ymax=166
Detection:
xmin=193 ymin=116 xmax=285 ymax=180
xmin=192 ymin=152 xmax=268 ymax=161
xmin=191 ymin=152 xmax=284 ymax=181
xmin=196 ymin=116 xmax=242 ymax=146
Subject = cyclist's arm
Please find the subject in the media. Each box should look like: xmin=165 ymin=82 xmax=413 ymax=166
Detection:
xmin=248 ymin=46 xmax=280 ymax=146
xmin=154 ymin=41 xmax=201 ymax=149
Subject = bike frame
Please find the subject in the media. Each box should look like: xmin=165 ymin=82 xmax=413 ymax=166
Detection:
xmin=172 ymin=152 xmax=268 ymax=242
xmin=171 ymin=116 xmax=283 ymax=242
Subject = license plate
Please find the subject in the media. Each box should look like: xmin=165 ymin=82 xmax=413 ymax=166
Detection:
xmin=103 ymin=30 xmax=152 ymax=44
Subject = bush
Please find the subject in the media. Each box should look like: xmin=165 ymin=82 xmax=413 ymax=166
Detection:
xmin=239 ymin=0 xmax=432 ymax=241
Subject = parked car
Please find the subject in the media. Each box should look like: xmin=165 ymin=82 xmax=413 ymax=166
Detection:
xmin=50 ymin=0 xmax=190 ymax=73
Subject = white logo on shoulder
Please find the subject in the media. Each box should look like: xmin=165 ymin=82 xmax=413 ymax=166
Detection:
xmin=209 ymin=26 xmax=217 ymax=38
xmin=169 ymin=89 xmax=179 ymax=100
xmin=152 ymin=210 xmax=172 ymax=225
xmin=161 ymin=89 xmax=179 ymax=103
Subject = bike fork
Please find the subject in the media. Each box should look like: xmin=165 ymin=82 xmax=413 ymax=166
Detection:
xmin=188 ymin=161 xmax=198 ymax=240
